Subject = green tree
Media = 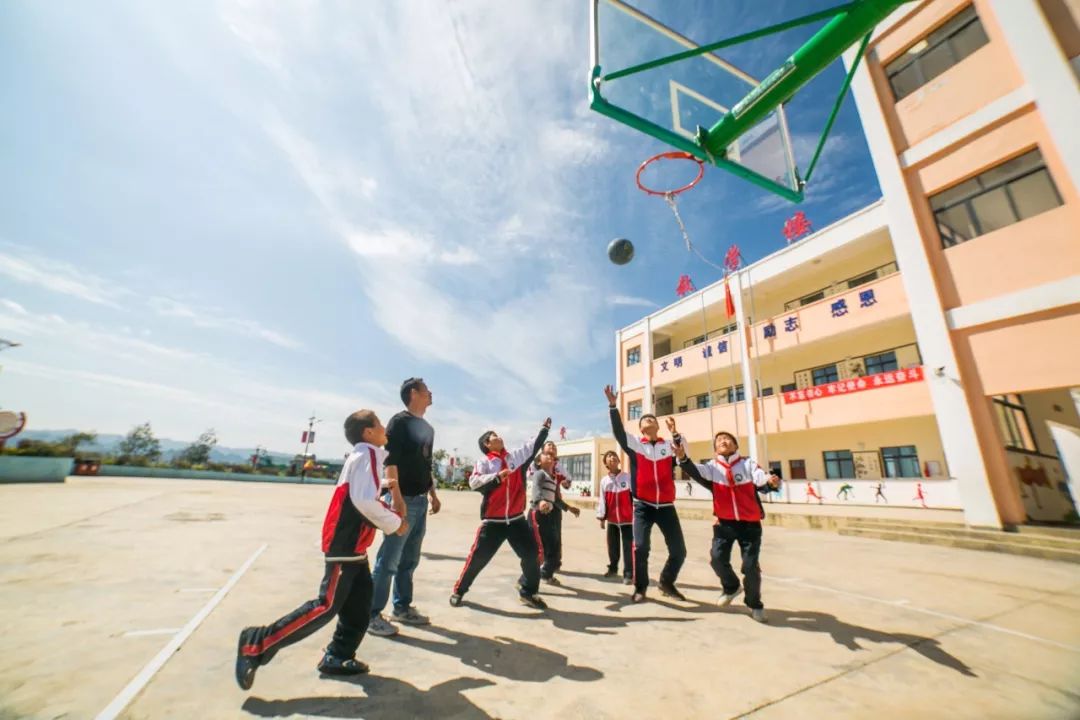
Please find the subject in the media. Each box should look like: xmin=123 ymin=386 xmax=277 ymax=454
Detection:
xmin=56 ymin=432 xmax=97 ymax=456
xmin=175 ymin=429 xmax=218 ymax=466
xmin=117 ymin=422 xmax=161 ymax=466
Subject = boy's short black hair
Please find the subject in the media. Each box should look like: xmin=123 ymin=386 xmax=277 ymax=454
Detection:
xmin=345 ymin=410 xmax=379 ymax=445
xmin=478 ymin=430 xmax=496 ymax=455
xmin=714 ymin=431 xmax=739 ymax=448
xmin=400 ymin=377 xmax=425 ymax=406
xmin=602 ymin=450 xmax=620 ymax=464
xmin=638 ymin=413 xmax=658 ymax=427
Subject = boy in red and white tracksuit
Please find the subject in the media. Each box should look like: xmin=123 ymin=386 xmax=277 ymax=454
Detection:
xmin=450 ymin=419 xmax=551 ymax=610
xmin=604 ymin=385 xmax=687 ymax=602
xmin=235 ymin=410 xmax=406 ymax=690
xmin=672 ymin=426 xmax=780 ymax=623
xmin=596 ymin=450 xmax=633 ymax=584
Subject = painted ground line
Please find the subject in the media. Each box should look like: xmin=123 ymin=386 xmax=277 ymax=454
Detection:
xmin=95 ymin=543 xmax=267 ymax=720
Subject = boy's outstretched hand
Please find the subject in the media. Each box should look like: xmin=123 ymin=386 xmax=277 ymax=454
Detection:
xmin=672 ymin=440 xmax=687 ymax=460
xmin=767 ymin=474 xmax=782 ymax=489
xmin=665 ymin=416 xmax=677 ymax=434
xmin=570 ymin=506 xmax=581 ymax=517
xmin=497 ymin=469 xmax=512 ymax=483
xmin=542 ymin=417 xmax=552 ymax=429
xmin=603 ymin=385 xmax=618 ymax=407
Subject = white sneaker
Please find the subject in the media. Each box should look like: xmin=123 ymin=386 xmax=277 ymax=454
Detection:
xmin=717 ymin=590 xmax=741 ymax=607
xmin=391 ymin=606 xmax=430 ymax=626
xmin=367 ymin=614 xmax=400 ymax=637
xmin=751 ymin=608 xmax=768 ymax=623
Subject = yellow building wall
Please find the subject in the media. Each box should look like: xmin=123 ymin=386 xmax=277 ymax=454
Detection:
xmin=679 ymin=416 xmax=947 ymax=481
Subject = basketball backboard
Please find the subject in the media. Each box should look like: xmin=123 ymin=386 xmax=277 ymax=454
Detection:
xmin=590 ymin=0 xmax=798 ymax=199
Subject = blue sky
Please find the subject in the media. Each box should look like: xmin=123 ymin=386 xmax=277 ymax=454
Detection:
xmin=0 ymin=0 xmax=880 ymax=461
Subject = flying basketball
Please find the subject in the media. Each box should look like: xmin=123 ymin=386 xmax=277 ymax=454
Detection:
xmin=607 ymin=238 xmax=634 ymax=265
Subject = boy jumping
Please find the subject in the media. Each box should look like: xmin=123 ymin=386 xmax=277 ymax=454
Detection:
xmin=450 ymin=419 xmax=552 ymax=610
xmin=669 ymin=419 xmax=780 ymax=623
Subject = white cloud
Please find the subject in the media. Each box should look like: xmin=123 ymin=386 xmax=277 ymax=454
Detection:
xmin=223 ymin=2 xmax=616 ymax=405
xmin=609 ymin=295 xmax=656 ymax=308
xmin=0 ymin=248 xmax=123 ymax=307
xmin=147 ymin=296 xmax=301 ymax=350
xmin=0 ymin=299 xmax=27 ymax=315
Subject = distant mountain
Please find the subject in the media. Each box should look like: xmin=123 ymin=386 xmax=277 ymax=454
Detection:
xmin=17 ymin=429 xmax=297 ymax=464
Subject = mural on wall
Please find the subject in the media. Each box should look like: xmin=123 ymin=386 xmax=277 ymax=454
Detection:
xmin=1011 ymin=453 xmax=1077 ymax=522
xmin=853 ymin=451 xmax=883 ymax=479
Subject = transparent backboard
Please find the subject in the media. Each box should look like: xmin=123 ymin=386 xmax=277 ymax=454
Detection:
xmin=591 ymin=0 xmax=799 ymax=196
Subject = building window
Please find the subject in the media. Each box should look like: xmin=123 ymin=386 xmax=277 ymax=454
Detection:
xmin=881 ymin=446 xmax=921 ymax=478
xmin=689 ymin=392 xmax=711 ymax=410
xmin=560 ymin=453 xmax=592 ymax=487
xmin=626 ymin=346 xmax=641 ymax=366
xmin=789 ymin=459 xmax=807 ymax=480
xmin=800 ymin=290 xmax=825 ymax=307
xmin=627 ymin=401 xmax=643 ymax=420
xmin=812 ymin=364 xmax=839 ymax=386
xmin=847 ymin=270 xmax=878 ymax=289
xmin=724 ymin=385 xmax=745 ymax=403
xmin=781 ymin=383 xmax=797 ymax=393
xmin=886 ymin=5 xmax=989 ymax=101
xmin=864 ymin=350 xmax=899 ymax=375
xmin=931 ymin=149 xmax=1063 ymax=248
xmin=993 ymin=394 xmax=1038 ymax=452
xmin=768 ymin=461 xmax=782 ymax=479
xmin=823 ymin=450 xmax=855 ymax=479
xmin=760 ymin=386 xmax=774 ymax=397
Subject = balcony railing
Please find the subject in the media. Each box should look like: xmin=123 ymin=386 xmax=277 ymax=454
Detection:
xmin=783 ymin=261 xmax=899 ymax=311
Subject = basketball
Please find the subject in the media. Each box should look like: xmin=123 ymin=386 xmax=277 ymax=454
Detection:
xmin=607 ymin=238 xmax=634 ymax=265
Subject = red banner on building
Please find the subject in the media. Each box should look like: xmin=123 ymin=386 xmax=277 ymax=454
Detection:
xmin=782 ymin=367 xmax=925 ymax=404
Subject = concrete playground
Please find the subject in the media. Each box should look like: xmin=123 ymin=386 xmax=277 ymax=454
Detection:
xmin=0 ymin=477 xmax=1078 ymax=719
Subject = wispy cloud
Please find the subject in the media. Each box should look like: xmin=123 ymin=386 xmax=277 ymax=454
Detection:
xmin=609 ymin=295 xmax=656 ymax=308
xmin=225 ymin=1 xmax=614 ymax=404
xmin=0 ymin=247 xmax=123 ymax=307
xmin=147 ymin=297 xmax=301 ymax=350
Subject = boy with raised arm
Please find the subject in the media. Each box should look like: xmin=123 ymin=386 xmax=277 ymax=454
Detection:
xmin=604 ymin=385 xmax=687 ymax=603
xmin=450 ymin=419 xmax=552 ymax=610
xmin=668 ymin=417 xmax=780 ymax=623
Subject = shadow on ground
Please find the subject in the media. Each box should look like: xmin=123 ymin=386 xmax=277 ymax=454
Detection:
xmin=764 ymin=608 xmax=976 ymax=676
xmin=243 ymin=674 xmax=496 ymax=719
xmin=389 ymin=624 xmax=602 ymax=682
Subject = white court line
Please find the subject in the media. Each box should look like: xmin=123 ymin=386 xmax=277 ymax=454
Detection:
xmin=179 ymin=588 xmax=218 ymax=593
xmin=95 ymin=544 xmax=267 ymax=720
xmin=768 ymin=575 xmax=1080 ymax=654
xmin=122 ymin=628 xmax=181 ymax=638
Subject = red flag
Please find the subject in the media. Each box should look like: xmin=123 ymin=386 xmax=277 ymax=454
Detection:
xmin=301 ymin=431 xmax=308 ymax=443
xmin=724 ymin=278 xmax=736 ymax=318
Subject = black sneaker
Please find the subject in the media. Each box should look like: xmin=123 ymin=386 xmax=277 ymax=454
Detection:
xmin=658 ymin=581 xmax=687 ymax=601
xmin=317 ymin=653 xmax=370 ymax=676
xmin=235 ymin=627 xmax=260 ymax=691
xmin=449 ymin=593 xmax=463 ymax=607
xmin=631 ymin=591 xmax=646 ymax=603
xmin=603 ymin=568 xmax=618 ymax=578
xmin=519 ymin=594 xmax=548 ymax=610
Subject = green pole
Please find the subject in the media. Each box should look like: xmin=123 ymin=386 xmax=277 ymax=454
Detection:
xmin=701 ymin=0 xmax=912 ymax=157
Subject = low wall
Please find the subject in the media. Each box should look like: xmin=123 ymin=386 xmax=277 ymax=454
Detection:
xmin=0 ymin=456 xmax=74 ymax=483
xmin=95 ymin=465 xmax=335 ymax=485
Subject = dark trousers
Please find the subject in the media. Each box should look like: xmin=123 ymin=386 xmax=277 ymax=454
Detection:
xmin=453 ymin=517 xmax=540 ymax=597
xmin=242 ymin=561 xmax=372 ymax=664
xmin=606 ymin=523 xmax=633 ymax=578
xmin=530 ymin=508 xmax=561 ymax=578
xmin=632 ymin=502 xmax=686 ymax=593
xmin=710 ymin=520 xmax=764 ymax=609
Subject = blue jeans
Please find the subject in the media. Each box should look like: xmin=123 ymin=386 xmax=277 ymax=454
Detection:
xmin=370 ymin=494 xmax=428 ymax=617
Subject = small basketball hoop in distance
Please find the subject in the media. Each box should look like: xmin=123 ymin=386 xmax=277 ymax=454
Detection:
xmin=635 ymin=151 xmax=704 ymax=197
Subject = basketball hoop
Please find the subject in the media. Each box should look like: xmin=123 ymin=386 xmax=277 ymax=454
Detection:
xmin=635 ymin=151 xmax=704 ymax=197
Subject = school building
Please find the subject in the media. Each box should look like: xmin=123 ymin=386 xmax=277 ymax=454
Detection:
xmin=614 ymin=0 xmax=1080 ymax=529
